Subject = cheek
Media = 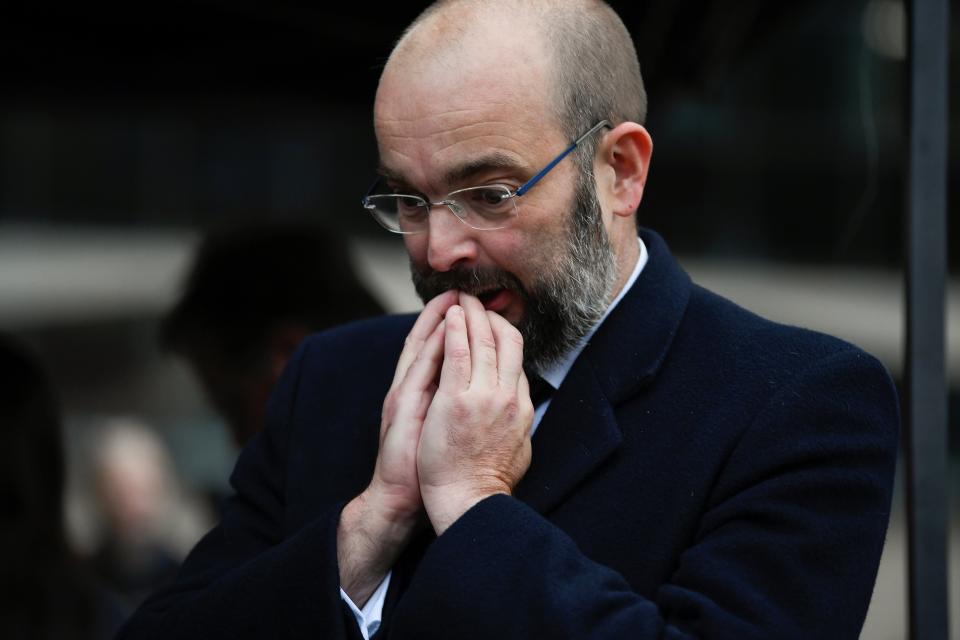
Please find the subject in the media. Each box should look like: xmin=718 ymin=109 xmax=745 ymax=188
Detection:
xmin=514 ymin=191 xmax=575 ymax=261
xmin=404 ymin=235 xmax=429 ymax=266
xmin=483 ymin=232 xmax=532 ymax=275
xmin=512 ymin=221 xmax=567 ymax=276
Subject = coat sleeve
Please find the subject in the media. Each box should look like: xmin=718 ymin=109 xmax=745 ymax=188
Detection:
xmin=118 ymin=340 xmax=362 ymax=640
xmin=388 ymin=349 xmax=899 ymax=640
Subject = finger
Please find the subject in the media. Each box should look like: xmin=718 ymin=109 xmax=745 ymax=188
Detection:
xmin=382 ymin=320 xmax=445 ymax=444
xmin=393 ymin=290 xmax=459 ymax=387
xmin=459 ymin=292 xmax=498 ymax=389
xmin=516 ymin=372 xmax=534 ymax=436
xmin=486 ymin=310 xmax=524 ymax=389
xmin=517 ymin=370 xmax=531 ymax=404
xmin=398 ymin=319 xmax=446 ymax=397
xmin=438 ymin=305 xmax=471 ymax=392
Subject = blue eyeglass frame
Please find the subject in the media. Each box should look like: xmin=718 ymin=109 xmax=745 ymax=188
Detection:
xmin=362 ymin=119 xmax=612 ymax=215
xmin=514 ymin=119 xmax=612 ymax=196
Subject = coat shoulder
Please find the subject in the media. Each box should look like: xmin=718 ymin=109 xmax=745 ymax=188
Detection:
xmin=684 ymin=283 xmax=888 ymax=374
xmin=673 ymin=283 xmax=900 ymax=444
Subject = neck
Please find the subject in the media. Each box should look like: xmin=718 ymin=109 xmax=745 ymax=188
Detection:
xmin=608 ymin=228 xmax=640 ymax=305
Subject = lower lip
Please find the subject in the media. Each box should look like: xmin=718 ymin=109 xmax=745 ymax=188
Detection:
xmin=482 ymin=289 xmax=512 ymax=312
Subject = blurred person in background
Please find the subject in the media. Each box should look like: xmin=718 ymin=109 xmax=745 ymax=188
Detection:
xmin=86 ymin=418 xmax=211 ymax=613
xmin=122 ymin=1 xmax=898 ymax=638
xmin=0 ymin=333 xmax=124 ymax=640
xmin=160 ymin=224 xmax=384 ymax=448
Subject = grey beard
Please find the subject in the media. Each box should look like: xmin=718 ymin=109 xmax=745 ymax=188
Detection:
xmin=410 ymin=171 xmax=617 ymax=372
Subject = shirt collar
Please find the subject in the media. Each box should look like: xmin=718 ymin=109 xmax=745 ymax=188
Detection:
xmin=538 ymin=236 xmax=648 ymax=390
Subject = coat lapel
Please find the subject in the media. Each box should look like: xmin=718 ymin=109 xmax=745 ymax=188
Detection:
xmin=514 ymin=229 xmax=691 ymax=516
xmin=514 ymin=361 xmax=621 ymax=514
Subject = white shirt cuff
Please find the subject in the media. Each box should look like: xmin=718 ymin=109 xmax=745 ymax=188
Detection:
xmin=340 ymin=571 xmax=392 ymax=640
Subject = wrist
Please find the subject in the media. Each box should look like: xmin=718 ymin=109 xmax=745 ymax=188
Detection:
xmin=341 ymin=490 xmax=419 ymax=558
xmin=337 ymin=492 xmax=418 ymax=605
xmin=422 ymin=483 xmax=509 ymax=535
xmin=360 ymin=482 xmax=423 ymax=533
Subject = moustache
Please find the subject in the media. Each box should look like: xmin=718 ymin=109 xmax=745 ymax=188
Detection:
xmin=412 ymin=265 xmax=528 ymax=301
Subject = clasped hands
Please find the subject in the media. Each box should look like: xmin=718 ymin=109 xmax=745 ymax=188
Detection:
xmin=338 ymin=290 xmax=535 ymax=604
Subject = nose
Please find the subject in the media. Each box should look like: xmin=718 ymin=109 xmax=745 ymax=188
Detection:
xmin=424 ymin=205 xmax=479 ymax=272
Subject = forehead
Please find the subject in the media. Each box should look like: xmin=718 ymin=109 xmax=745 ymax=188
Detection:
xmin=374 ymin=17 xmax=565 ymax=189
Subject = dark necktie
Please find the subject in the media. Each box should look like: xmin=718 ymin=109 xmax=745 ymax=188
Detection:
xmin=528 ymin=373 xmax=555 ymax=408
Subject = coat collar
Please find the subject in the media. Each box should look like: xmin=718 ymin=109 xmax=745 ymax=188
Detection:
xmin=513 ymin=228 xmax=691 ymax=515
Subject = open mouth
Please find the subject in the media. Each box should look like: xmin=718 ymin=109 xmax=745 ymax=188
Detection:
xmin=476 ymin=288 xmax=511 ymax=312
xmin=477 ymin=288 xmax=501 ymax=304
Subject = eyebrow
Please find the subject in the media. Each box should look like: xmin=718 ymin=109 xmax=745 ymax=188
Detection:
xmin=377 ymin=151 xmax=530 ymax=191
xmin=442 ymin=152 xmax=529 ymax=186
xmin=376 ymin=163 xmax=407 ymax=186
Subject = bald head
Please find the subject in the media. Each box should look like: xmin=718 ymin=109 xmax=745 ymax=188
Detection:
xmin=386 ymin=0 xmax=646 ymax=167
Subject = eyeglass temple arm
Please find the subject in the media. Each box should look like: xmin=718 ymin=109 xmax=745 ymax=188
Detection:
xmin=515 ymin=120 xmax=611 ymax=197
xmin=361 ymin=176 xmax=382 ymax=205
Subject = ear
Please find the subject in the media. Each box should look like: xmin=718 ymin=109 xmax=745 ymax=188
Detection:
xmin=597 ymin=122 xmax=653 ymax=219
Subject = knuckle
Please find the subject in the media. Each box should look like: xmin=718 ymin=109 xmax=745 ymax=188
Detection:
xmin=474 ymin=389 xmax=497 ymax=409
xmin=502 ymin=398 xmax=521 ymax=422
xmin=523 ymin=403 xmax=535 ymax=426
xmin=448 ymin=347 xmax=471 ymax=361
xmin=383 ymin=389 xmax=397 ymax=409
xmin=448 ymin=396 xmax=474 ymax=423
xmin=453 ymin=363 xmax=470 ymax=380
xmin=479 ymin=348 xmax=498 ymax=369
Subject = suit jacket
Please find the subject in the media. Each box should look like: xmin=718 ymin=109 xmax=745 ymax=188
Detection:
xmin=121 ymin=229 xmax=898 ymax=639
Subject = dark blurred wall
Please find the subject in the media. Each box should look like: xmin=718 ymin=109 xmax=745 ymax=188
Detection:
xmin=2 ymin=0 xmax=956 ymax=268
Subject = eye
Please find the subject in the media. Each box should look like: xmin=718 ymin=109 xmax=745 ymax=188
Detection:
xmin=478 ymin=188 xmax=508 ymax=206
xmin=396 ymin=196 xmax=427 ymax=220
xmin=396 ymin=195 xmax=420 ymax=209
xmin=462 ymin=186 xmax=511 ymax=209
xmin=452 ymin=185 xmax=516 ymax=225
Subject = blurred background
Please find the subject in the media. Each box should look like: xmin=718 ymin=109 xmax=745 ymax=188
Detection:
xmin=0 ymin=1 xmax=957 ymax=637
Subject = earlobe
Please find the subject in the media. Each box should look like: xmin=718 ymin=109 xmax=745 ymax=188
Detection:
xmin=603 ymin=123 xmax=653 ymax=218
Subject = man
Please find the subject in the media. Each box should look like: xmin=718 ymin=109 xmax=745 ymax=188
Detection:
xmin=121 ymin=1 xmax=898 ymax=638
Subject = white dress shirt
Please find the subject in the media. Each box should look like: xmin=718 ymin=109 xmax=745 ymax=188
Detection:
xmin=342 ymin=238 xmax=649 ymax=639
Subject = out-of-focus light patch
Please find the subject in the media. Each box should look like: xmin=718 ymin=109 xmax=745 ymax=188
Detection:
xmin=0 ymin=225 xmax=197 ymax=328
xmin=863 ymin=0 xmax=906 ymax=60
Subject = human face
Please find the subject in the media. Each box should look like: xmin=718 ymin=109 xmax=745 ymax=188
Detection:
xmin=412 ymin=166 xmax=617 ymax=371
xmin=374 ymin=21 xmax=617 ymax=368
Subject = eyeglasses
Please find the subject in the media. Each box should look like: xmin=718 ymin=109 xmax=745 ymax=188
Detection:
xmin=361 ymin=120 xmax=611 ymax=234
